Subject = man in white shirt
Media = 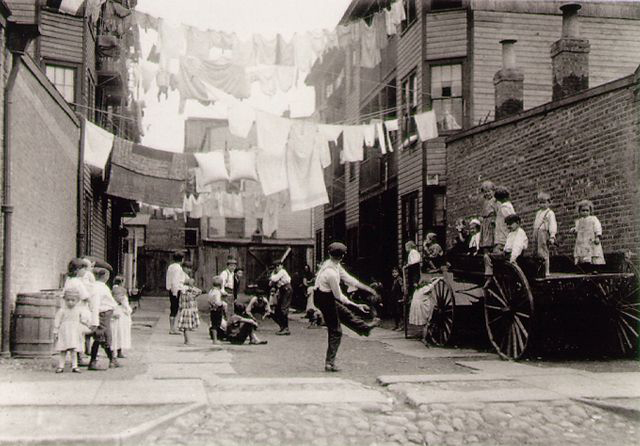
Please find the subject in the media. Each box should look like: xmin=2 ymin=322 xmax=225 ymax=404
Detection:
xmin=165 ymin=252 xmax=185 ymax=334
xmin=314 ymin=242 xmax=379 ymax=372
xmin=219 ymin=258 xmax=237 ymax=315
xmin=269 ymin=261 xmax=293 ymax=335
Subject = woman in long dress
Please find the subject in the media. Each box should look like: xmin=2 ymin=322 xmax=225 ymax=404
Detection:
xmin=408 ymin=278 xmax=441 ymax=346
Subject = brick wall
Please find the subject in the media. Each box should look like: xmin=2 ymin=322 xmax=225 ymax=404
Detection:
xmin=446 ymin=74 xmax=639 ymax=255
xmin=9 ymin=57 xmax=80 ymax=302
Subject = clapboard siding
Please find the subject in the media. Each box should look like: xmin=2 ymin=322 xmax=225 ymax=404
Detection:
xmin=471 ymin=0 xmax=640 ymax=19
xmin=425 ymin=137 xmax=446 ymax=184
xmin=472 ymin=11 xmax=640 ymax=124
xmin=345 ymin=163 xmax=359 ymax=227
xmin=426 ymin=10 xmax=467 ymax=60
xmin=4 ymin=0 xmax=36 ymax=24
xmin=40 ymin=10 xmax=84 ymax=64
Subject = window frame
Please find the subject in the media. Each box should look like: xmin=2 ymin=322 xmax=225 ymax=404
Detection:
xmin=401 ymin=191 xmax=419 ymax=249
xmin=401 ymin=0 xmax=418 ymax=33
xmin=423 ymin=185 xmax=447 ymax=247
xmin=428 ymin=60 xmax=465 ymax=133
xmin=44 ymin=61 xmax=79 ymax=104
xmin=400 ymin=69 xmax=418 ymax=146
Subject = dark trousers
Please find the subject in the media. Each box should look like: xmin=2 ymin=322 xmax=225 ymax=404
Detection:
xmin=90 ymin=310 xmax=114 ymax=362
xmin=228 ymin=323 xmax=254 ymax=345
xmin=223 ymin=288 xmax=235 ymax=316
xmin=169 ymin=292 xmax=179 ymax=317
xmin=314 ymin=289 xmax=371 ymax=366
xmin=274 ymin=283 xmax=292 ymax=330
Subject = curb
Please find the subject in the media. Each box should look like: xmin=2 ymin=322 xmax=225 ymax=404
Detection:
xmin=0 ymin=402 xmax=206 ymax=446
xmin=574 ymin=397 xmax=640 ymax=421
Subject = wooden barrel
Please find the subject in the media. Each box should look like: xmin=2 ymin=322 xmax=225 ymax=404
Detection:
xmin=11 ymin=292 xmax=59 ymax=357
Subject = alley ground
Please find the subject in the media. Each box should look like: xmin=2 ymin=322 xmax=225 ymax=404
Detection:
xmin=0 ymin=295 xmax=638 ymax=446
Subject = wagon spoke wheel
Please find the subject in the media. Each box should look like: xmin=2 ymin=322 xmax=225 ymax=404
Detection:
xmin=484 ymin=261 xmax=534 ymax=360
xmin=426 ymin=278 xmax=455 ymax=346
xmin=598 ymin=260 xmax=640 ymax=356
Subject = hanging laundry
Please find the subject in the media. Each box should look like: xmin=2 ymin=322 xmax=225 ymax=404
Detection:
xmin=84 ymin=119 xmax=114 ymax=172
xmin=324 ymin=29 xmax=339 ymax=50
xmin=58 ymin=0 xmax=84 ymax=15
xmin=185 ymin=26 xmax=213 ymax=60
xmin=218 ymin=192 xmax=244 ymax=219
xmin=228 ymin=150 xmax=258 ymax=182
xmin=385 ymin=8 xmax=397 ymax=36
xmin=197 ymin=59 xmax=251 ymax=99
xmin=158 ymin=19 xmax=185 ymax=62
xmin=286 ymin=123 xmax=329 ymax=212
xmin=190 ymin=195 xmax=204 ymax=219
xmin=385 ymin=118 xmax=399 ymax=131
xmin=374 ymin=13 xmax=388 ymax=50
xmin=276 ymin=66 xmax=296 ymax=92
xmin=255 ymin=111 xmax=292 ymax=157
xmin=363 ymin=124 xmax=376 ymax=147
xmin=262 ymin=193 xmax=286 ymax=237
xmin=342 ymin=125 xmax=366 ymax=162
xmin=292 ymin=32 xmax=315 ymax=73
xmin=227 ymin=101 xmax=256 ymax=138
xmin=202 ymin=192 xmax=221 ymax=217
xmin=249 ymin=65 xmax=278 ymax=96
xmin=140 ymin=60 xmax=156 ymax=93
xmin=256 ymin=151 xmax=288 ymax=196
xmin=156 ymin=69 xmax=170 ymax=100
xmin=175 ymin=59 xmax=212 ymax=113
xmin=391 ymin=0 xmax=407 ymax=26
xmin=135 ymin=10 xmax=158 ymax=31
xmin=107 ymin=138 xmax=187 ymax=208
xmin=308 ymin=29 xmax=328 ymax=56
xmin=336 ymin=25 xmax=352 ymax=48
xmin=210 ymin=30 xmax=234 ymax=50
xmin=194 ymin=151 xmax=229 ymax=184
xmin=147 ymin=44 xmax=161 ymax=63
xmin=318 ymin=124 xmax=343 ymax=145
xmin=254 ymin=34 xmax=278 ymax=65
xmin=289 ymin=85 xmax=316 ymax=118
xmin=360 ymin=20 xmax=381 ymax=68
xmin=376 ymin=122 xmax=388 ymax=155
xmin=231 ymin=35 xmax=256 ymax=67
xmin=276 ymin=34 xmax=295 ymax=66
xmin=414 ymin=110 xmax=439 ymax=142
xmin=183 ymin=194 xmax=194 ymax=213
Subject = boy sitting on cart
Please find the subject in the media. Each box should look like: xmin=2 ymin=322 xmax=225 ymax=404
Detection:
xmin=484 ymin=213 xmax=528 ymax=281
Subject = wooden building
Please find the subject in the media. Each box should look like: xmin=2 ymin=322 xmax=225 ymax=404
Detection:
xmin=307 ymin=0 xmax=640 ymax=283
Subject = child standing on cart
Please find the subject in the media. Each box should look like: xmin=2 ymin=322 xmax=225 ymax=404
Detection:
xmin=571 ymin=199 xmax=605 ymax=269
xmin=533 ymin=192 xmax=557 ymax=276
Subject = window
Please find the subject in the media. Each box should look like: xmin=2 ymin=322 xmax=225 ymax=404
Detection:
xmin=45 ymin=64 xmax=76 ymax=103
xmin=432 ymin=0 xmax=463 ymax=10
xmin=401 ymin=192 xmax=419 ymax=249
xmin=400 ymin=70 xmax=418 ymax=143
xmin=402 ymin=0 xmax=417 ymax=32
xmin=431 ymin=64 xmax=463 ymax=131
xmin=424 ymin=186 xmax=446 ymax=245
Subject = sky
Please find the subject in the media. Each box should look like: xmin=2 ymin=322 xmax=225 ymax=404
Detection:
xmin=135 ymin=0 xmax=352 ymax=152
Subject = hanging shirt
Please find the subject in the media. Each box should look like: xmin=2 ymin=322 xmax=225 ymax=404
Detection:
xmin=342 ymin=125 xmax=365 ymax=162
xmin=360 ymin=21 xmax=381 ymax=68
xmin=385 ymin=8 xmax=397 ymax=35
xmin=254 ymin=35 xmax=278 ymax=65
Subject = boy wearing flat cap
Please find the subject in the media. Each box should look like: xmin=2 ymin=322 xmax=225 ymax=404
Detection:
xmin=219 ymin=257 xmax=237 ymax=316
xmin=269 ymin=260 xmax=293 ymax=335
xmin=313 ymin=242 xmax=379 ymax=372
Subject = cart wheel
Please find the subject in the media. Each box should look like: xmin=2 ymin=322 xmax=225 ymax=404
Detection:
xmin=426 ymin=278 xmax=455 ymax=346
xmin=484 ymin=261 xmax=534 ymax=360
xmin=598 ymin=260 xmax=640 ymax=355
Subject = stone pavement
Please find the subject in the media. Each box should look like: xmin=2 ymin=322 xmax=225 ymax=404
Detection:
xmin=0 ymin=296 xmax=638 ymax=445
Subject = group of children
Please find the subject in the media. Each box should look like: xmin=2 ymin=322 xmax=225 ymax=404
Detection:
xmin=474 ymin=181 xmax=605 ymax=276
xmin=55 ymin=258 xmax=132 ymax=373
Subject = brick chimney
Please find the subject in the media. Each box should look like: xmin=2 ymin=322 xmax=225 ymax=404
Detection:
xmin=493 ymin=39 xmax=524 ymax=120
xmin=551 ymin=3 xmax=590 ymax=101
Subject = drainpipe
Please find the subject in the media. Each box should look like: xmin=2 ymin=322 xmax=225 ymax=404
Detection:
xmin=1 ymin=52 xmax=21 ymax=357
xmin=77 ymin=118 xmax=85 ymax=256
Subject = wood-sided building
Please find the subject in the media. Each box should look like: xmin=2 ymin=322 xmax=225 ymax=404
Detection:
xmin=5 ymin=0 xmax=141 ymax=271
xmin=307 ymin=0 xmax=640 ymax=283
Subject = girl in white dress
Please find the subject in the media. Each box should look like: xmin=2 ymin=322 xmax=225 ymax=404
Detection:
xmin=53 ymin=289 xmax=91 ymax=373
xmin=572 ymin=199 xmax=605 ymax=266
xmin=111 ymin=276 xmax=132 ymax=358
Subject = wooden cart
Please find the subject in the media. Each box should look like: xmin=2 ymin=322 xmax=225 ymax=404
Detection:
xmin=418 ymin=252 xmax=639 ymax=360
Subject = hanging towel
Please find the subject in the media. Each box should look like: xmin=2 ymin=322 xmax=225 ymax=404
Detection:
xmin=228 ymin=150 xmax=259 ymax=182
xmin=175 ymin=59 xmax=213 ymax=112
xmin=231 ymin=35 xmax=256 ymax=67
xmin=255 ymin=111 xmax=292 ymax=157
xmin=228 ymin=101 xmax=256 ymax=138
xmin=363 ymin=124 xmax=376 ymax=147
xmin=185 ymin=26 xmax=212 ymax=60
xmin=194 ymin=151 xmax=229 ymax=184
xmin=254 ymin=35 xmax=278 ymax=65
xmin=376 ymin=122 xmax=387 ymax=155
xmin=342 ymin=126 xmax=365 ymax=162
xmin=107 ymin=138 xmax=186 ymax=208
xmin=276 ymin=34 xmax=295 ymax=65
xmin=414 ymin=110 xmax=439 ymax=142
xmin=262 ymin=193 xmax=284 ymax=237
xmin=256 ymin=151 xmax=288 ymax=196
xmin=385 ymin=118 xmax=399 ymax=131
xmin=84 ymin=119 xmax=114 ymax=171
xmin=286 ymin=123 xmax=329 ymax=212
